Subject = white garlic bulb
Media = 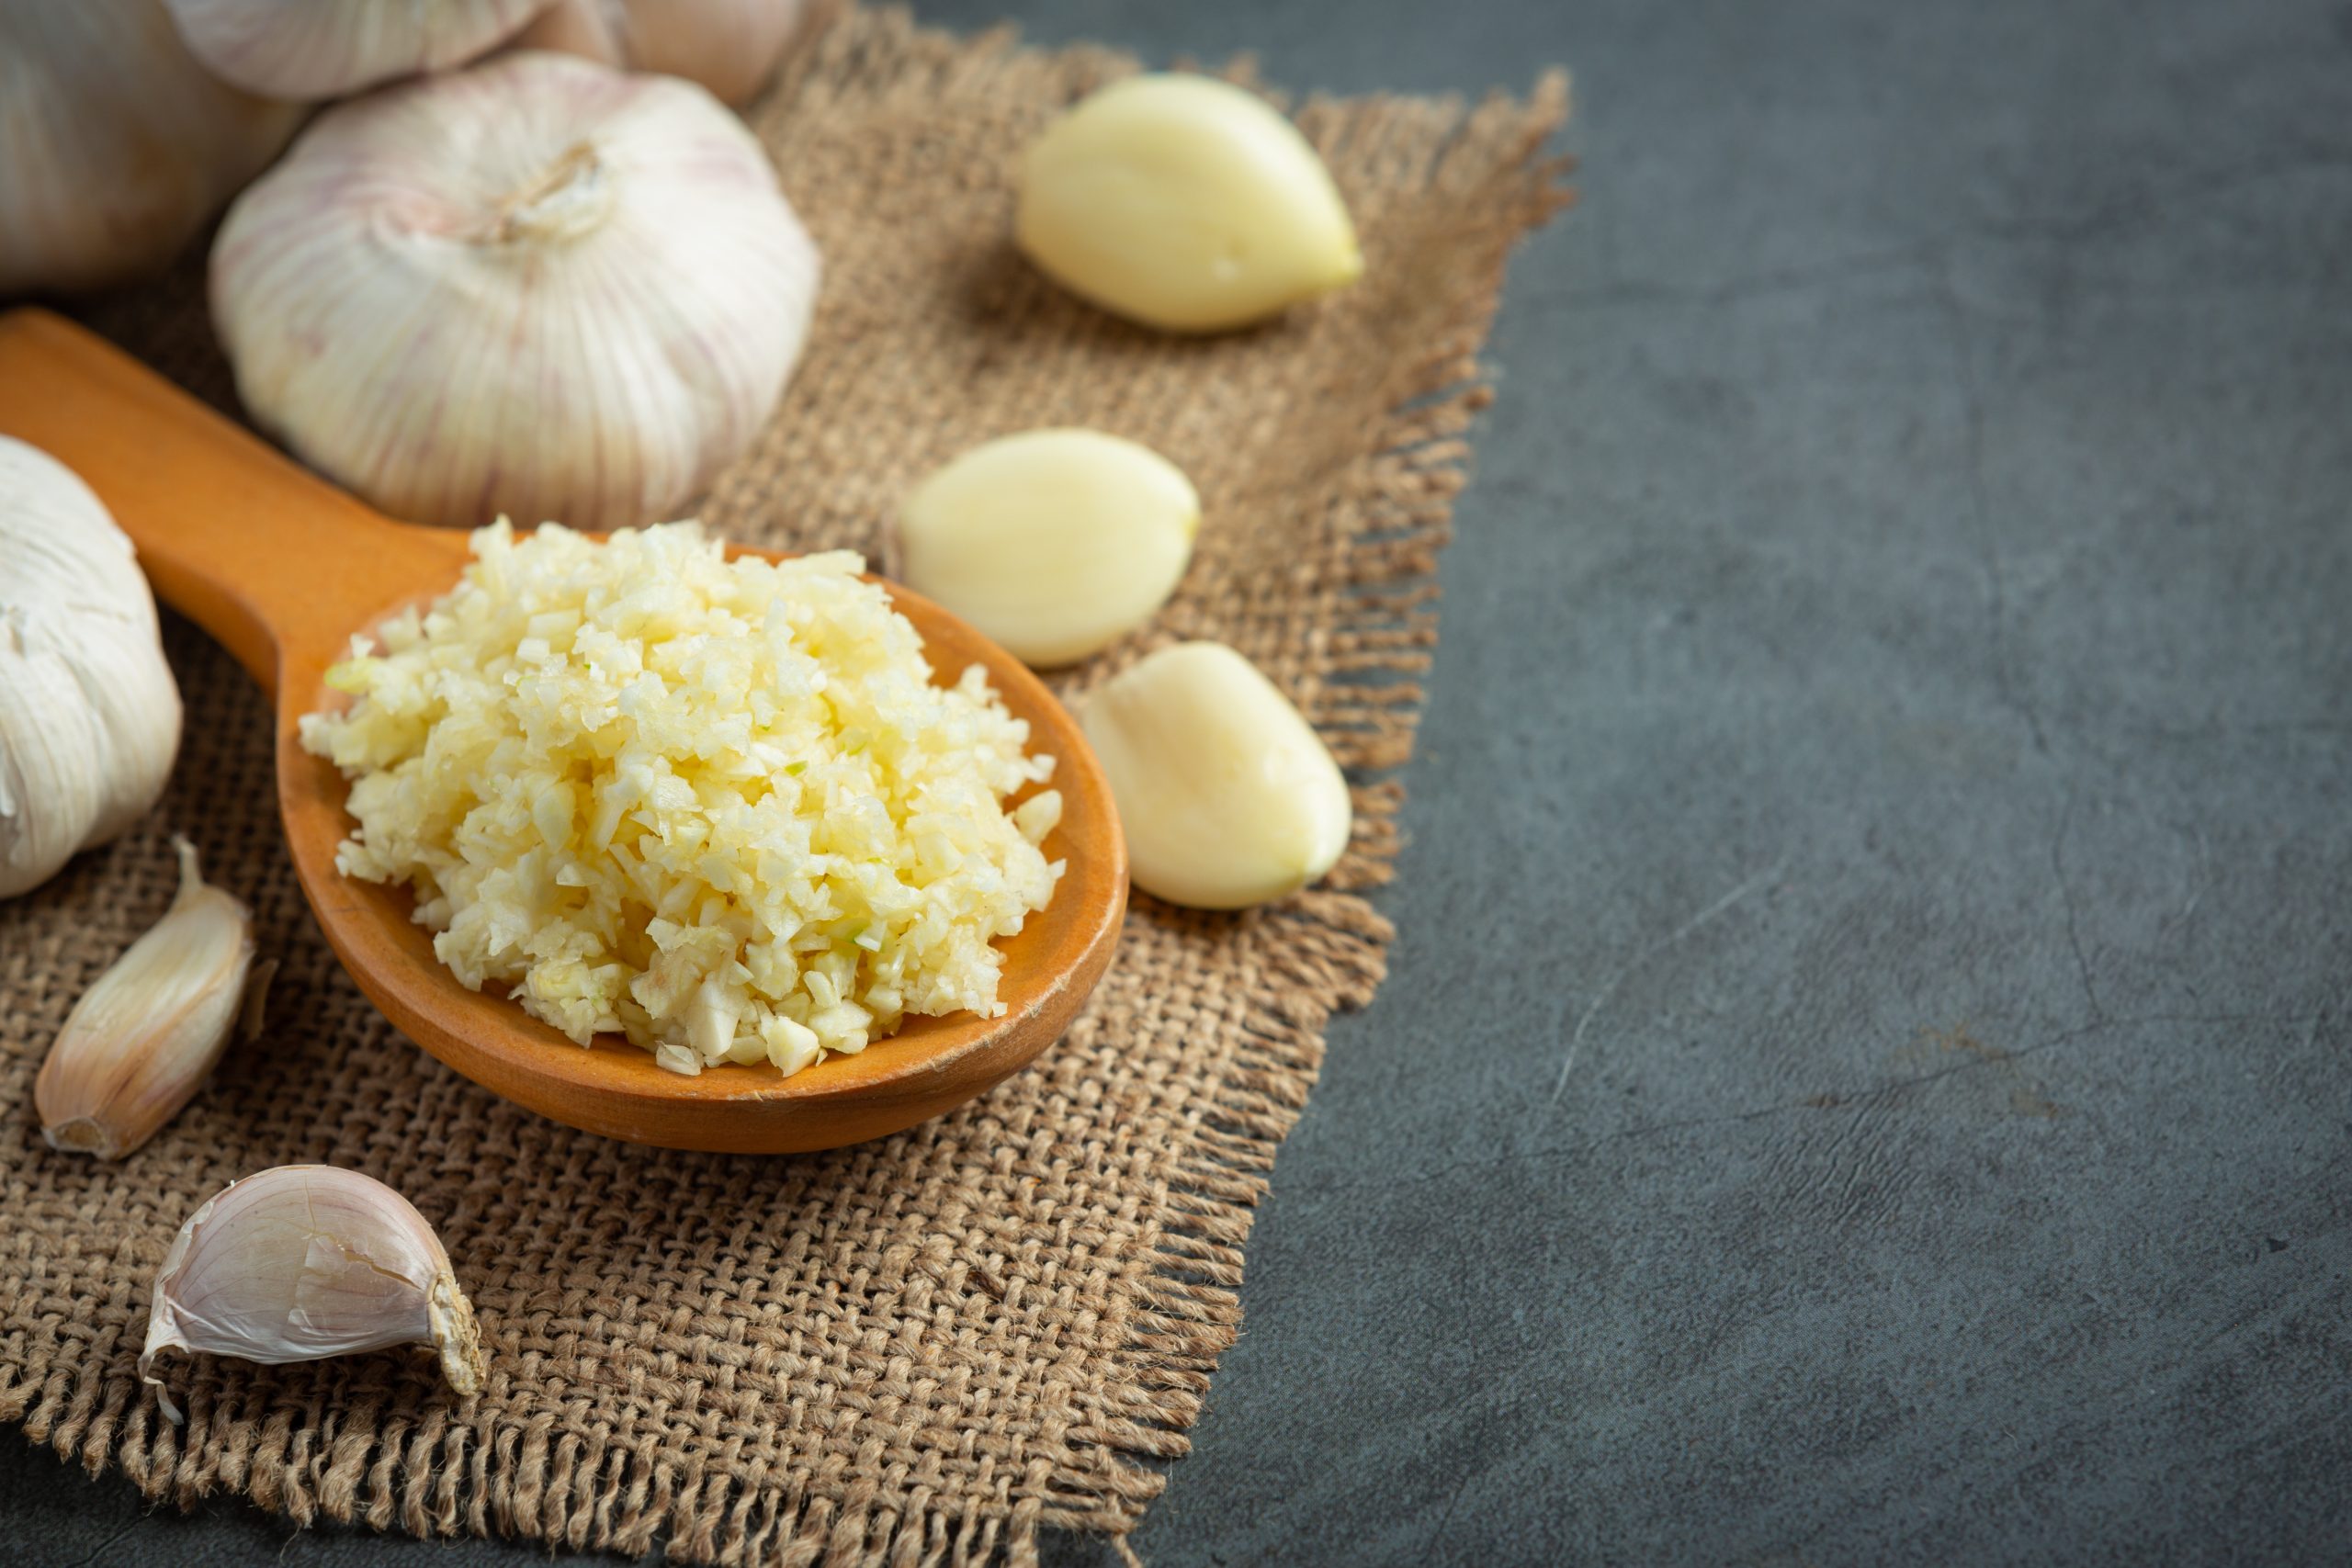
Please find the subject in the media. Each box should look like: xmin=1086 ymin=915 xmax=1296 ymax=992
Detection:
xmin=514 ymin=0 xmax=809 ymax=106
xmin=1082 ymin=641 xmax=1352 ymax=910
xmin=141 ymin=1165 xmax=487 ymax=1424
xmin=163 ymin=0 xmax=551 ymax=99
xmin=211 ymin=51 xmax=821 ymax=532
xmin=1018 ymin=73 xmax=1363 ymax=333
xmin=0 ymin=438 xmax=183 ymax=901
xmin=0 ymin=3 xmax=299 ymax=295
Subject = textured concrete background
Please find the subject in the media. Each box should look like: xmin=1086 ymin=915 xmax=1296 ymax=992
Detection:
xmin=8 ymin=0 xmax=2350 ymax=1562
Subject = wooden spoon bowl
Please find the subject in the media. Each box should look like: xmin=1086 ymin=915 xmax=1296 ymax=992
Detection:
xmin=0 ymin=310 xmax=1126 ymax=1153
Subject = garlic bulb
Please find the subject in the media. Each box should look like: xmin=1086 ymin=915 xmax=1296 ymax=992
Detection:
xmin=1082 ymin=642 xmax=1352 ymax=909
xmin=141 ymin=1165 xmax=487 ymax=1424
xmin=0 ymin=3 xmax=299 ymax=295
xmin=897 ymin=429 xmax=1200 ymax=667
xmin=514 ymin=0 xmax=809 ymax=106
xmin=163 ymin=0 xmax=551 ymax=99
xmin=0 ymin=438 xmax=183 ymax=900
xmin=37 ymin=838 xmax=256 ymax=1160
xmin=1017 ymin=73 xmax=1363 ymax=333
xmin=211 ymin=51 xmax=820 ymax=532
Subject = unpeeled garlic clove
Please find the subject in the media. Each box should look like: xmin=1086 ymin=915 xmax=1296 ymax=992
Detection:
xmin=163 ymin=0 xmax=550 ymax=99
xmin=1017 ymin=73 xmax=1363 ymax=333
xmin=1081 ymin=641 xmax=1352 ymax=909
xmin=141 ymin=1165 xmax=487 ymax=1424
xmin=35 ymin=838 xmax=254 ymax=1160
xmin=896 ymin=429 xmax=1200 ymax=667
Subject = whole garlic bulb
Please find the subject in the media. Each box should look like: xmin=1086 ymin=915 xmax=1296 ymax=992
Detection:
xmin=0 ymin=438 xmax=183 ymax=901
xmin=514 ymin=0 xmax=809 ymax=107
xmin=0 ymin=3 xmax=299 ymax=295
xmin=163 ymin=0 xmax=552 ymax=99
xmin=211 ymin=51 xmax=821 ymax=533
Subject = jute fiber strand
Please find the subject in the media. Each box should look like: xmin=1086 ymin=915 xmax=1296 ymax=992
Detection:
xmin=4 ymin=7 xmax=1570 ymax=1562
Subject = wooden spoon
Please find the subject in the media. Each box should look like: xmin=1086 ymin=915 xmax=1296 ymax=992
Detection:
xmin=0 ymin=309 xmax=1126 ymax=1154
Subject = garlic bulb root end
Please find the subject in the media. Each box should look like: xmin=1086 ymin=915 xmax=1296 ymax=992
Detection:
xmin=429 ymin=1270 xmax=489 ymax=1396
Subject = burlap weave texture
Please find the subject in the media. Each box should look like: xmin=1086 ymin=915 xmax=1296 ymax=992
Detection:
xmin=2 ymin=8 xmax=1567 ymax=1562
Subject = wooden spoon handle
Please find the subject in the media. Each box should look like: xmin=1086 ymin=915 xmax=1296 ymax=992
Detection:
xmin=0 ymin=309 xmax=447 ymax=694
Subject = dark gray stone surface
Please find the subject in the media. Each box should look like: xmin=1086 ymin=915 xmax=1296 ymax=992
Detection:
xmin=7 ymin=0 xmax=2349 ymax=1563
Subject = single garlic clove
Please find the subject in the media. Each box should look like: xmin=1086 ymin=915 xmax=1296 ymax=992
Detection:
xmin=141 ymin=1165 xmax=487 ymax=1425
xmin=35 ymin=838 xmax=254 ymax=1160
xmin=896 ymin=429 xmax=1200 ymax=668
xmin=1017 ymin=73 xmax=1363 ymax=333
xmin=1080 ymin=642 xmax=1352 ymax=909
xmin=210 ymin=51 xmax=821 ymax=532
xmin=163 ymin=0 xmax=551 ymax=99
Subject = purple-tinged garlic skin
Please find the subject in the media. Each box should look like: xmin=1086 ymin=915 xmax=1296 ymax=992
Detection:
xmin=164 ymin=0 xmax=549 ymax=99
xmin=210 ymin=51 xmax=820 ymax=533
xmin=141 ymin=1165 xmax=486 ymax=1424
xmin=36 ymin=839 xmax=254 ymax=1159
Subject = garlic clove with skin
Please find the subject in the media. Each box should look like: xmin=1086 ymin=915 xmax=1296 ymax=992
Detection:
xmin=141 ymin=1165 xmax=487 ymax=1425
xmin=36 ymin=838 xmax=256 ymax=1160
xmin=1081 ymin=641 xmax=1353 ymax=910
xmin=163 ymin=0 xmax=552 ymax=100
xmin=210 ymin=51 xmax=820 ymax=533
xmin=514 ymin=0 xmax=811 ymax=107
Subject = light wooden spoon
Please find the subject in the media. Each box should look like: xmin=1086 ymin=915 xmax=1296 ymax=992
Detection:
xmin=0 ymin=309 xmax=1126 ymax=1154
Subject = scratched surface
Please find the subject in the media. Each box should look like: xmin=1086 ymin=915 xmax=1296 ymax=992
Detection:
xmin=8 ymin=0 xmax=2351 ymax=1563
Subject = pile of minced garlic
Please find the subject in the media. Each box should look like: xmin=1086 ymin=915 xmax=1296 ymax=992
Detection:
xmin=300 ymin=521 xmax=1063 ymax=1079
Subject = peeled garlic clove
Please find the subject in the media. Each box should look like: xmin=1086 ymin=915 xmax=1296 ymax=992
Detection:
xmin=0 ymin=438 xmax=185 ymax=900
xmin=36 ymin=839 xmax=255 ymax=1159
xmin=1017 ymin=73 xmax=1363 ymax=333
xmin=1082 ymin=642 xmax=1351 ymax=909
xmin=0 ymin=5 xmax=299 ymax=297
xmin=141 ymin=1165 xmax=487 ymax=1425
xmin=897 ymin=429 xmax=1200 ymax=668
xmin=163 ymin=0 xmax=550 ymax=99
xmin=514 ymin=0 xmax=810 ymax=107
xmin=211 ymin=51 xmax=821 ymax=532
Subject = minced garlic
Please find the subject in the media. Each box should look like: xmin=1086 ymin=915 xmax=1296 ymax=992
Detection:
xmin=300 ymin=521 xmax=1063 ymax=1077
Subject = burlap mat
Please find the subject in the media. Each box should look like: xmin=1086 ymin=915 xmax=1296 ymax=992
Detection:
xmin=2 ymin=8 xmax=1568 ymax=1562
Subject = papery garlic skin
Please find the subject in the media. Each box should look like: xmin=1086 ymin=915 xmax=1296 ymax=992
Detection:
xmin=1082 ymin=642 xmax=1352 ymax=909
xmin=898 ymin=429 xmax=1200 ymax=668
xmin=211 ymin=51 xmax=820 ymax=533
xmin=1017 ymin=73 xmax=1363 ymax=333
xmin=0 ymin=4 xmax=300 ymax=294
xmin=37 ymin=839 xmax=255 ymax=1160
xmin=141 ymin=1165 xmax=487 ymax=1425
xmin=164 ymin=0 xmax=550 ymax=99
xmin=0 ymin=438 xmax=184 ymax=899
xmin=515 ymin=0 xmax=809 ymax=106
